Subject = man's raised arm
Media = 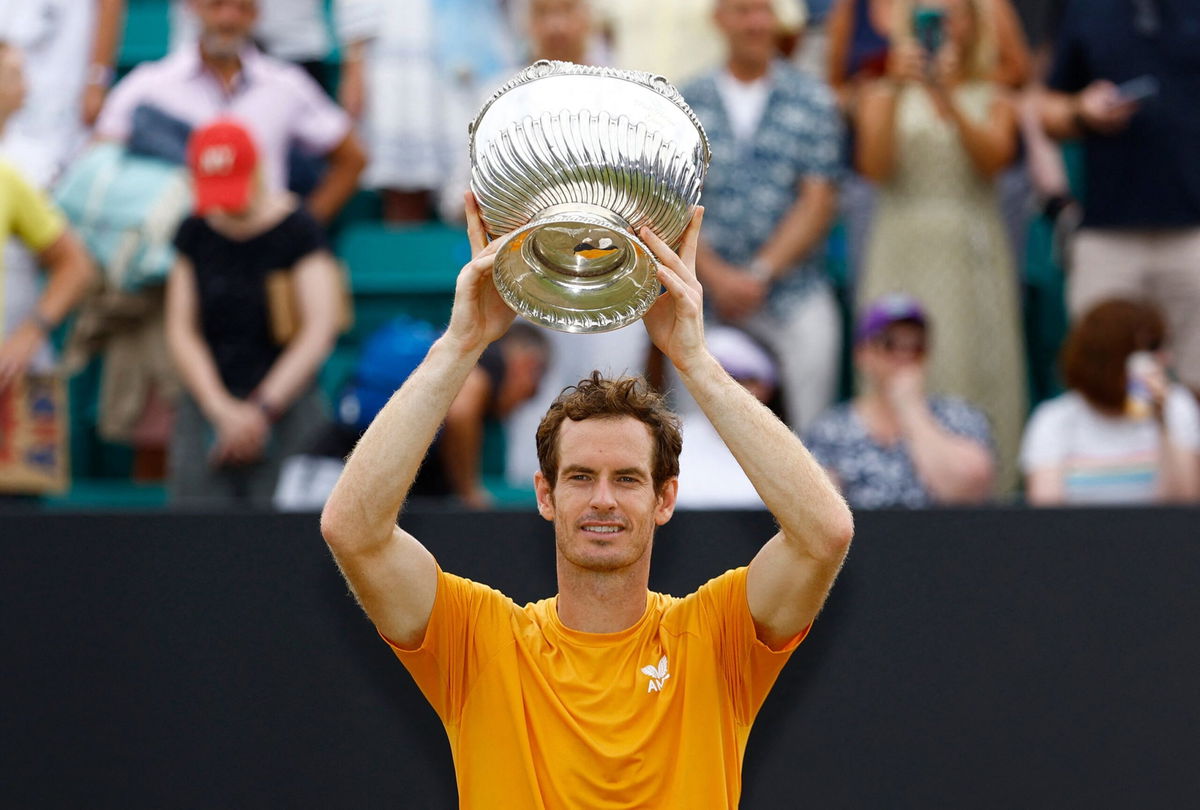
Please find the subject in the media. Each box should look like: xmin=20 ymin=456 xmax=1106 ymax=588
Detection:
xmin=320 ymin=196 xmax=515 ymax=647
xmin=640 ymin=213 xmax=854 ymax=650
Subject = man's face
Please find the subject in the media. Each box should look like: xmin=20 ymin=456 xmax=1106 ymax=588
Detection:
xmin=714 ymin=0 xmax=778 ymax=66
xmin=857 ymin=322 xmax=928 ymax=383
xmin=535 ymin=416 xmax=677 ymax=574
xmin=529 ymin=0 xmax=590 ymax=63
xmin=0 ymin=47 xmax=27 ymax=118
xmin=191 ymin=0 xmax=258 ymax=59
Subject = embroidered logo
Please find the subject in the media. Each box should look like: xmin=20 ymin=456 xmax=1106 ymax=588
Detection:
xmin=641 ymin=655 xmax=670 ymax=693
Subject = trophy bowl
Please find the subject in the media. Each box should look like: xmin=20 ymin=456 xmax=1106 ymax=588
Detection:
xmin=468 ymin=60 xmax=711 ymax=333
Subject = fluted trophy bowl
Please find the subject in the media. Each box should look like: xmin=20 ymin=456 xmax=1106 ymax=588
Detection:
xmin=468 ymin=60 xmax=711 ymax=333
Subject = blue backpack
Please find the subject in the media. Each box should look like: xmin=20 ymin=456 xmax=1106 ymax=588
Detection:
xmin=337 ymin=316 xmax=440 ymax=431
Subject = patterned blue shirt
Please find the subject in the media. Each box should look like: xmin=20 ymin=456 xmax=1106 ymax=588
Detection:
xmin=681 ymin=62 xmax=843 ymax=315
xmin=804 ymin=397 xmax=995 ymax=509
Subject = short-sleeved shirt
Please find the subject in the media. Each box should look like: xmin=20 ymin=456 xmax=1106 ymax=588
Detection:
xmin=95 ymin=45 xmax=350 ymax=193
xmin=173 ymin=207 xmax=326 ymax=397
xmin=387 ymin=565 xmax=807 ymax=809
xmin=682 ymin=62 xmax=843 ymax=317
xmin=1046 ymin=0 xmax=1200 ymax=228
xmin=0 ymin=160 xmax=66 ymax=337
xmin=804 ymin=397 xmax=995 ymax=508
xmin=1019 ymin=387 xmax=1200 ymax=504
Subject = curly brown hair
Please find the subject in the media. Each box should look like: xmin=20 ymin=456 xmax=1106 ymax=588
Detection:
xmin=1062 ymin=299 xmax=1166 ymax=413
xmin=535 ymin=372 xmax=683 ymax=492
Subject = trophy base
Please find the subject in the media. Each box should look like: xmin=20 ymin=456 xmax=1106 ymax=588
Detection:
xmin=492 ymin=204 xmax=661 ymax=334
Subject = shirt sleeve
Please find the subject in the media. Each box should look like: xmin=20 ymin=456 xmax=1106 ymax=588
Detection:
xmin=94 ymin=65 xmax=152 ymax=142
xmin=284 ymin=67 xmax=352 ymax=155
xmin=1019 ymin=399 xmax=1067 ymax=472
xmin=281 ymin=208 xmax=330 ymax=265
xmin=5 ymin=165 xmax=66 ymax=253
xmin=382 ymin=566 xmax=516 ymax=726
xmin=1165 ymin=386 xmax=1200 ymax=451
xmin=691 ymin=567 xmax=809 ymax=726
xmin=933 ymin=397 xmax=995 ymax=449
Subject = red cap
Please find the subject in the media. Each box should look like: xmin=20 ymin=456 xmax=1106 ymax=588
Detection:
xmin=187 ymin=119 xmax=259 ymax=215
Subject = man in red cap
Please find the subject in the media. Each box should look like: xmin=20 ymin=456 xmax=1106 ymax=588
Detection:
xmin=163 ymin=118 xmax=343 ymax=505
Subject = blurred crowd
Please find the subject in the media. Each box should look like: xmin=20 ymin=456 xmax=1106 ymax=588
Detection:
xmin=0 ymin=0 xmax=1197 ymax=510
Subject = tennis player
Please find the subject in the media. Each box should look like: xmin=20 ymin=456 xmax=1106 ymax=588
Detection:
xmin=321 ymin=196 xmax=854 ymax=808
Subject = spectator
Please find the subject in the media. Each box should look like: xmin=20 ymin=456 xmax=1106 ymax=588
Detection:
xmin=164 ymin=119 xmax=341 ymax=506
xmin=274 ymin=319 xmax=551 ymax=512
xmin=676 ymin=325 xmax=779 ymax=509
xmin=854 ymin=0 xmax=1026 ymax=489
xmin=0 ymin=42 xmax=95 ymax=394
xmin=96 ymin=0 xmax=366 ymax=226
xmin=805 ymin=294 xmax=995 ymax=508
xmin=683 ymin=0 xmax=843 ymax=432
xmin=1037 ymin=0 xmax=1200 ymax=404
xmin=824 ymin=0 xmax=1029 ymax=289
xmin=599 ymin=0 xmax=805 ymax=87
xmin=1021 ymin=299 xmax=1200 ymax=506
xmin=334 ymin=0 xmax=515 ymax=222
xmin=170 ymin=0 xmax=336 ymax=91
xmin=0 ymin=0 xmax=124 ymax=186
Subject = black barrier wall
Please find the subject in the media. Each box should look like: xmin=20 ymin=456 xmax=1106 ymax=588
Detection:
xmin=3 ymin=508 xmax=1199 ymax=809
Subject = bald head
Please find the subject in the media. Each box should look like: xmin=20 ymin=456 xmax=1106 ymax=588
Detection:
xmin=528 ymin=0 xmax=592 ymax=64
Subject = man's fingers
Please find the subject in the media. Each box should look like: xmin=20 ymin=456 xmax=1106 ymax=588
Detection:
xmin=464 ymin=191 xmax=489 ymax=257
xmin=639 ymin=226 xmax=699 ymax=289
xmin=679 ymin=206 xmax=704 ymax=268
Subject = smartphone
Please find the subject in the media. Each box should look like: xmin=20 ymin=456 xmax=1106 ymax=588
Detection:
xmin=1125 ymin=351 xmax=1159 ymax=418
xmin=1115 ymin=75 xmax=1159 ymax=103
xmin=912 ymin=6 xmax=946 ymax=55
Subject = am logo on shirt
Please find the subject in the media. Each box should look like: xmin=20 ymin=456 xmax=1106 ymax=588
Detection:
xmin=641 ymin=655 xmax=670 ymax=693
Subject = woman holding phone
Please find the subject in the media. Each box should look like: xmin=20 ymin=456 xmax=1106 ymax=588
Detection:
xmin=853 ymin=0 xmax=1026 ymax=491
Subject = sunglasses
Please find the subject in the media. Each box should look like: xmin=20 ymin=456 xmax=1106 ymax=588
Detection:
xmin=871 ymin=334 xmax=927 ymax=356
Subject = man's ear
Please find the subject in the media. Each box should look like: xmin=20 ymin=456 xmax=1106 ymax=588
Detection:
xmin=534 ymin=471 xmax=555 ymax=522
xmin=654 ymin=477 xmax=678 ymax=526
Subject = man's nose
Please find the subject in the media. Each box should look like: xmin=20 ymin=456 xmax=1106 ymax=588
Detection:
xmin=590 ymin=478 xmax=618 ymax=509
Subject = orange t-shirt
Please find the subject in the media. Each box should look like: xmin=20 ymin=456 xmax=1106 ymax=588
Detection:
xmin=386 ymin=566 xmax=808 ymax=809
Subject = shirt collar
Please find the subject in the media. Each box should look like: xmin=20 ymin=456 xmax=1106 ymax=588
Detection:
xmin=182 ymin=41 xmax=266 ymax=87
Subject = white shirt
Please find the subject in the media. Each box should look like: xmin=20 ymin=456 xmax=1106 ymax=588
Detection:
xmin=0 ymin=0 xmax=95 ymax=186
xmin=676 ymin=414 xmax=765 ymax=509
xmin=1020 ymin=387 xmax=1200 ymax=504
xmin=715 ymin=70 xmax=772 ymax=146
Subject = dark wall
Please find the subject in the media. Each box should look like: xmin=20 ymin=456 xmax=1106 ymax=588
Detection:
xmin=3 ymin=507 xmax=1198 ymax=808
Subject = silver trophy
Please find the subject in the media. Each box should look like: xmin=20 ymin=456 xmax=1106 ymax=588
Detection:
xmin=468 ymin=60 xmax=711 ymax=333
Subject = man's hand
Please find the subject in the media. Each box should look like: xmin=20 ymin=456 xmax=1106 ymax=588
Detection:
xmin=884 ymin=364 xmax=926 ymax=412
xmin=707 ymin=267 xmax=768 ymax=323
xmin=640 ymin=207 xmax=707 ymax=372
xmin=442 ymin=193 xmax=516 ymax=354
xmin=1076 ymin=80 xmax=1137 ymax=135
xmin=0 ymin=322 xmax=48 ymax=392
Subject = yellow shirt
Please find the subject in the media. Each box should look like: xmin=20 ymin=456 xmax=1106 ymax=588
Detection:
xmin=0 ymin=159 xmax=66 ymax=335
xmin=387 ymin=566 xmax=808 ymax=809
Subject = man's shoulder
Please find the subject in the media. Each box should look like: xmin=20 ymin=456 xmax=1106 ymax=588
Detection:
xmin=770 ymin=62 xmax=836 ymax=107
xmin=659 ymin=568 xmax=749 ymax=627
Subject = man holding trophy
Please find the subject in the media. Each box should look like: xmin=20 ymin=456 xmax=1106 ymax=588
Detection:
xmin=321 ymin=61 xmax=854 ymax=808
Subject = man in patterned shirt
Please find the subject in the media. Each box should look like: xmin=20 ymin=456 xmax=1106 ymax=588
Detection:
xmin=682 ymin=0 xmax=844 ymax=432
xmin=804 ymin=294 xmax=997 ymax=508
